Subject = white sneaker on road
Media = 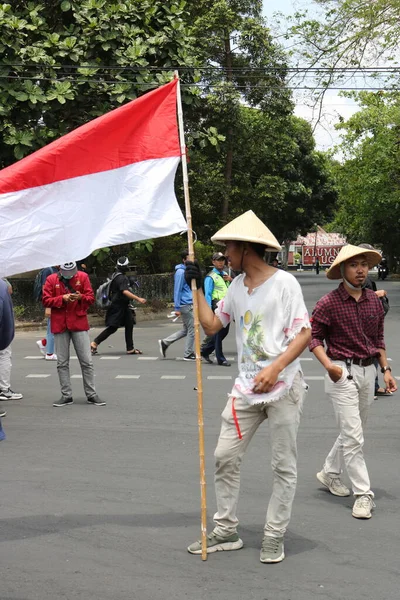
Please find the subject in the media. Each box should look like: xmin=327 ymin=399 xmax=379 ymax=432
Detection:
xmin=317 ymin=470 xmax=350 ymax=497
xmin=36 ymin=340 xmax=46 ymax=356
xmin=352 ymin=495 xmax=375 ymax=519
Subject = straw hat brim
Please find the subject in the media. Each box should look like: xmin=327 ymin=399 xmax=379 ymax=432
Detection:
xmin=211 ymin=210 xmax=282 ymax=251
xmin=326 ymin=245 xmax=382 ymax=279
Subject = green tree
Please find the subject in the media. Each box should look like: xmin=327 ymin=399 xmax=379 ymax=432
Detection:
xmin=332 ymin=92 xmax=400 ymax=269
xmin=186 ymin=103 xmax=338 ymax=245
xmin=0 ymin=0 xmax=201 ymax=164
xmin=287 ymin=0 xmax=400 ymax=115
xmin=188 ymin=0 xmax=293 ymax=223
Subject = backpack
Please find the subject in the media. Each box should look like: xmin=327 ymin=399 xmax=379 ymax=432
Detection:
xmin=33 ymin=269 xmax=45 ymax=302
xmin=95 ymin=273 xmax=121 ymax=309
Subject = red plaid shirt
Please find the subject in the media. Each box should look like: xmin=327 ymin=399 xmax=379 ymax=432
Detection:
xmin=309 ymin=283 xmax=385 ymax=359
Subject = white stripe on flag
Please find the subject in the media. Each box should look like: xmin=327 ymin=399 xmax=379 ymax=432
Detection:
xmin=0 ymin=157 xmax=185 ymax=277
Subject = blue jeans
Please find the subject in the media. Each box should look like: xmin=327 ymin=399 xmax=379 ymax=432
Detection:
xmin=46 ymin=318 xmax=55 ymax=355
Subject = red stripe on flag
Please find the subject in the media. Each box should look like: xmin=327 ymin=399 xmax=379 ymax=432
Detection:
xmin=0 ymin=80 xmax=180 ymax=194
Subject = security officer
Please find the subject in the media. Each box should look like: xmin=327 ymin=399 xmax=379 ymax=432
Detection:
xmin=201 ymin=252 xmax=232 ymax=366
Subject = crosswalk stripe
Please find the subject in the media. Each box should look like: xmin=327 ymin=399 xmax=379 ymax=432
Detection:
xmin=207 ymin=376 xmax=232 ymax=380
xmin=115 ymin=375 xmax=140 ymax=379
xmin=304 ymin=376 xmax=324 ymax=381
xmin=26 ymin=374 xmax=51 ymax=378
xmin=161 ymin=375 xmax=186 ymax=379
xmin=71 ymin=374 xmax=83 ymax=378
xmin=25 ymin=356 xmax=44 ymax=360
xmin=99 ymin=356 xmax=121 ymax=360
xmin=138 ymin=356 xmax=158 ymax=360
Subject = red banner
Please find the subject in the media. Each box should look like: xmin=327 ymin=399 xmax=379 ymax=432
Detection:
xmin=302 ymin=245 xmax=343 ymax=265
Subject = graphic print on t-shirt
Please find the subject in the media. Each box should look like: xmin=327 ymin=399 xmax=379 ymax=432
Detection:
xmin=241 ymin=311 xmax=270 ymax=364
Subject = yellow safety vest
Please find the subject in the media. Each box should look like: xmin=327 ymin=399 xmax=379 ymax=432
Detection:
xmin=208 ymin=270 xmax=229 ymax=301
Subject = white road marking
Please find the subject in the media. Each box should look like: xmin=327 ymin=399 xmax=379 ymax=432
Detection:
xmin=115 ymin=375 xmax=140 ymax=379
xmin=207 ymin=376 xmax=232 ymax=380
xmin=304 ymin=376 xmax=325 ymax=381
xmin=99 ymin=356 xmax=121 ymax=360
xmin=138 ymin=356 xmax=158 ymax=360
xmin=161 ymin=375 xmax=186 ymax=379
xmin=25 ymin=356 xmax=44 ymax=360
xmin=26 ymin=374 xmax=51 ymax=378
xmin=300 ymin=358 xmax=313 ymax=361
xmin=71 ymin=375 xmax=83 ymax=379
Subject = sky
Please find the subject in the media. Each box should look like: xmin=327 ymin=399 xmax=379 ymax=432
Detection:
xmin=262 ymin=0 xmax=359 ymax=152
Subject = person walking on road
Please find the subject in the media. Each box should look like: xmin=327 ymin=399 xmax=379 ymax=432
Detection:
xmin=91 ymin=257 xmax=146 ymax=356
xmin=201 ymin=252 xmax=232 ymax=366
xmin=358 ymin=244 xmax=391 ymax=398
xmin=185 ymin=210 xmax=311 ymax=563
xmin=0 ymin=279 xmax=23 ymax=402
xmin=36 ymin=266 xmax=59 ymax=361
xmin=43 ymin=262 xmax=105 ymax=407
xmin=310 ymin=245 xmax=397 ymax=519
xmin=159 ymin=250 xmax=195 ymax=361
xmin=0 ymin=278 xmax=16 ymax=418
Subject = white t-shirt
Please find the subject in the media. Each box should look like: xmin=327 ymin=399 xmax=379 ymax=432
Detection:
xmin=215 ymin=270 xmax=310 ymax=405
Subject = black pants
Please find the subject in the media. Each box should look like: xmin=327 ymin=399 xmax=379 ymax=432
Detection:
xmin=201 ymin=323 xmax=230 ymax=364
xmin=94 ymin=309 xmax=134 ymax=351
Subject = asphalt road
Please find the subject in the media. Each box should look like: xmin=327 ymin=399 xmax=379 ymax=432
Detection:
xmin=1 ymin=272 xmax=400 ymax=600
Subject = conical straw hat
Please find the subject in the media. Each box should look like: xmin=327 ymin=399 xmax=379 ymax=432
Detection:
xmin=211 ymin=210 xmax=281 ymax=251
xmin=326 ymin=244 xmax=382 ymax=280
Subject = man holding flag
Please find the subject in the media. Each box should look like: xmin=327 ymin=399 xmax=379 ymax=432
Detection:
xmin=185 ymin=211 xmax=311 ymax=563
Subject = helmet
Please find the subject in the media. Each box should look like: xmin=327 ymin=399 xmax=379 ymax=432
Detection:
xmin=116 ymin=256 xmax=130 ymax=272
xmin=60 ymin=262 xmax=77 ymax=279
xmin=358 ymin=243 xmax=375 ymax=250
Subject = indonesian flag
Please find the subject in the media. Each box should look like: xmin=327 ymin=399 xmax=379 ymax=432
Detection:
xmin=0 ymin=80 xmax=187 ymax=277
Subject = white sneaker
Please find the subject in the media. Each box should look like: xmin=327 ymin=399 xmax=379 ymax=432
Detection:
xmin=45 ymin=353 xmax=57 ymax=361
xmin=352 ymin=495 xmax=375 ymax=519
xmin=36 ymin=340 xmax=46 ymax=356
xmin=0 ymin=388 xmax=23 ymax=400
xmin=316 ymin=470 xmax=350 ymax=497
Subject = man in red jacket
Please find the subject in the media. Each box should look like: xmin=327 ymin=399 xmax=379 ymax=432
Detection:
xmin=43 ymin=262 xmax=105 ymax=407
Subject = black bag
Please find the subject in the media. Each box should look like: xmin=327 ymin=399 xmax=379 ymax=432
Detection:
xmin=381 ymin=295 xmax=390 ymax=315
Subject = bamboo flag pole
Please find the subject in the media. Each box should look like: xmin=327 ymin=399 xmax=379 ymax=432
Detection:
xmin=174 ymin=72 xmax=208 ymax=561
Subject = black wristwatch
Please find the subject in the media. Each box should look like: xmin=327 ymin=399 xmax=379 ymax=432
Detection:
xmin=381 ymin=365 xmax=392 ymax=374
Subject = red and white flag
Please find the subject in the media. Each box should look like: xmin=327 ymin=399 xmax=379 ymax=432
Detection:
xmin=0 ymin=80 xmax=187 ymax=277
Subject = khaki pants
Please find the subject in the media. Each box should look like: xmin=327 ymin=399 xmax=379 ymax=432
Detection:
xmin=213 ymin=373 xmax=306 ymax=539
xmin=323 ymin=362 xmax=375 ymax=496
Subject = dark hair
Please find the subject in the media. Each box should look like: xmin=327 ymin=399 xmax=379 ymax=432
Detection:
xmin=181 ymin=249 xmax=189 ymax=261
xmin=247 ymin=242 xmax=266 ymax=258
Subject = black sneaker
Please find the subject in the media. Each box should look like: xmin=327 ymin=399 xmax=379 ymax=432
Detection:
xmin=183 ymin=353 xmax=196 ymax=361
xmin=218 ymin=361 xmax=231 ymax=367
xmin=158 ymin=339 xmax=167 ymax=358
xmin=87 ymin=395 xmax=106 ymax=406
xmin=201 ymin=353 xmax=213 ymax=364
xmin=0 ymin=406 xmax=6 ymax=418
xmin=53 ymin=397 xmax=73 ymax=407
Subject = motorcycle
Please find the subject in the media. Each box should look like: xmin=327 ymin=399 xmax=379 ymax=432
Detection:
xmin=378 ymin=263 xmax=389 ymax=280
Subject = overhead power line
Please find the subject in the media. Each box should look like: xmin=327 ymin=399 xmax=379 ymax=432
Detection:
xmin=0 ymin=74 xmax=399 ymax=91
xmin=2 ymin=63 xmax=400 ymax=73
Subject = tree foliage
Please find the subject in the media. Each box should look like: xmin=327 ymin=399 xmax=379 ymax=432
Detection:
xmin=187 ymin=103 xmax=337 ymax=244
xmin=0 ymin=0 xmax=200 ymax=164
xmin=0 ymin=0 xmax=338 ymax=273
xmin=332 ymin=92 xmax=400 ymax=269
xmin=287 ymin=0 xmax=400 ymax=123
